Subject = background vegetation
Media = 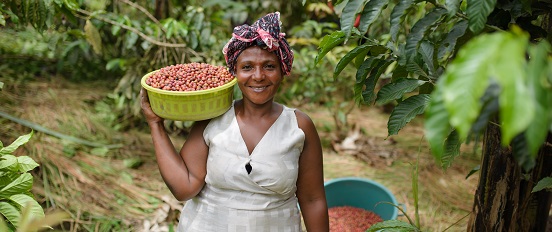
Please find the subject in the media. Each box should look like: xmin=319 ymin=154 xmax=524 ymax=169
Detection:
xmin=0 ymin=0 xmax=550 ymax=231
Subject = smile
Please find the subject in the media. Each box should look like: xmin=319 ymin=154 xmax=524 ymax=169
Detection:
xmin=250 ymin=86 xmax=268 ymax=92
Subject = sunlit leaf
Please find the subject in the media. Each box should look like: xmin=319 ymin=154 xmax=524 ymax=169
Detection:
xmin=532 ymin=177 xmax=552 ymax=193
xmin=0 ymin=131 xmax=33 ymax=155
xmin=16 ymin=156 xmax=39 ymax=173
xmin=0 ymin=155 xmax=17 ymax=171
xmin=388 ymin=94 xmax=431 ymax=136
xmin=467 ymin=81 xmax=500 ymax=141
xmin=357 ymin=0 xmax=389 ymax=34
xmin=376 ymin=78 xmax=427 ymax=105
xmin=440 ymin=33 xmax=503 ymax=139
xmin=9 ymin=194 xmax=44 ymax=220
xmin=493 ymin=28 xmax=531 ymax=145
xmin=390 ymin=0 xmax=414 ymax=42
xmin=0 ymin=202 xmax=20 ymax=228
xmin=316 ymin=31 xmax=346 ymax=64
xmin=0 ymin=173 xmax=33 ymax=198
xmin=466 ymin=0 xmax=497 ymax=33
xmin=84 ymin=19 xmax=103 ymax=55
xmin=525 ymin=41 xmax=552 ymax=157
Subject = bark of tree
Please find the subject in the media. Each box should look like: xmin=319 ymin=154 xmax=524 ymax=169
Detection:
xmin=468 ymin=122 xmax=552 ymax=231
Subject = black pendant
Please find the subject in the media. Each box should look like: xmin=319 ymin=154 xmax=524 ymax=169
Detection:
xmin=245 ymin=162 xmax=252 ymax=174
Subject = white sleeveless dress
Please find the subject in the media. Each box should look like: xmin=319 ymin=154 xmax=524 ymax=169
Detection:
xmin=176 ymin=103 xmax=305 ymax=232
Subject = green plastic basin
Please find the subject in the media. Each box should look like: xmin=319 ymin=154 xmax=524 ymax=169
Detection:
xmin=324 ymin=177 xmax=399 ymax=220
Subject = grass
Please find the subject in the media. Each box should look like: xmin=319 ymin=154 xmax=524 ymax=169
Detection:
xmin=0 ymin=76 xmax=480 ymax=231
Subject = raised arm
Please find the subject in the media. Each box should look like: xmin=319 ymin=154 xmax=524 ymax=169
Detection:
xmin=140 ymin=88 xmax=209 ymax=201
xmin=295 ymin=110 xmax=330 ymax=231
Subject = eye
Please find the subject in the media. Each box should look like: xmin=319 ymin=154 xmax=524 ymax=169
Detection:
xmin=241 ymin=64 xmax=252 ymax=70
xmin=264 ymin=64 xmax=276 ymax=69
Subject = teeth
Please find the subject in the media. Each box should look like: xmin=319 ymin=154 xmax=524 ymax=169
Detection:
xmin=252 ymin=86 xmax=266 ymax=92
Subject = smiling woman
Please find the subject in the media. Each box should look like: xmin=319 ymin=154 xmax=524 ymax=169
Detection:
xmin=140 ymin=12 xmax=329 ymax=232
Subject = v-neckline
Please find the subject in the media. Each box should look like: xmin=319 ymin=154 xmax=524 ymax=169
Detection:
xmin=233 ymin=104 xmax=285 ymax=157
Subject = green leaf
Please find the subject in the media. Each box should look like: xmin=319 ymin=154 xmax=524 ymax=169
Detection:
xmin=438 ymin=20 xmax=468 ymax=61
xmin=334 ymin=44 xmax=373 ymax=78
xmin=525 ymin=41 xmax=551 ymax=157
xmin=467 ymin=81 xmax=499 ymax=141
xmin=0 ymin=202 xmax=20 ymax=228
xmin=62 ymin=0 xmax=79 ymax=11
xmin=425 ymin=87 xmax=452 ymax=160
xmin=390 ymin=0 xmax=414 ymax=42
xmin=0 ymin=173 xmax=33 ymax=198
xmin=0 ymin=131 xmax=33 ymax=155
xmin=532 ymin=177 xmax=552 ymax=193
xmin=15 ymin=156 xmax=39 ymax=173
xmin=340 ymin=0 xmax=364 ymax=40
xmin=357 ymin=0 xmax=389 ymax=34
xmin=9 ymin=194 xmax=44 ymax=220
xmin=493 ymin=29 xmax=531 ymax=145
xmin=404 ymin=8 xmax=447 ymax=63
xmin=376 ymin=78 xmax=427 ymax=105
xmin=446 ymin=0 xmax=462 ymax=17
xmin=466 ymin=0 xmax=497 ymax=33
xmin=440 ymin=32 xmax=503 ymax=139
xmin=316 ymin=31 xmax=346 ymax=64
xmin=419 ymin=40 xmax=436 ymax=77
xmin=442 ymin=130 xmax=461 ymax=169
xmin=366 ymin=219 xmax=419 ymax=232
xmin=363 ymin=59 xmax=391 ymax=104
xmin=0 ymin=155 xmax=17 ymax=171
xmin=388 ymin=94 xmax=431 ymax=136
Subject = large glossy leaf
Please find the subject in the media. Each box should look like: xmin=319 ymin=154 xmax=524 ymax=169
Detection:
xmin=425 ymin=87 xmax=452 ymax=160
xmin=419 ymin=40 xmax=435 ymax=77
xmin=334 ymin=44 xmax=374 ymax=78
xmin=440 ymin=33 xmax=503 ymax=139
xmin=0 ymin=173 xmax=33 ymax=198
xmin=388 ymin=94 xmax=431 ymax=136
xmin=442 ymin=130 xmax=461 ymax=169
xmin=340 ymin=0 xmax=365 ymax=40
xmin=316 ymin=31 xmax=346 ymax=64
xmin=0 ymin=131 xmax=32 ymax=155
xmin=466 ymin=0 xmax=497 ymax=33
xmin=357 ymin=0 xmax=389 ymax=34
xmin=376 ymin=78 xmax=427 ymax=105
xmin=9 ymin=194 xmax=44 ymax=219
xmin=404 ymin=8 xmax=447 ymax=63
xmin=438 ymin=20 xmax=468 ymax=61
xmin=525 ymin=41 xmax=551 ymax=157
xmin=366 ymin=219 xmax=419 ymax=232
xmin=390 ymin=0 xmax=414 ymax=42
xmin=493 ymin=29 xmax=531 ymax=145
xmin=0 ymin=202 xmax=20 ymax=228
xmin=0 ymin=172 xmax=18 ymax=189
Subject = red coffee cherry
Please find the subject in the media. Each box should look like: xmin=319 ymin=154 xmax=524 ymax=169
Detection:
xmin=328 ymin=206 xmax=383 ymax=231
xmin=145 ymin=63 xmax=234 ymax=91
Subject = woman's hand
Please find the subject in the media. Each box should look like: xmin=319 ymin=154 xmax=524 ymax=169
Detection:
xmin=140 ymin=88 xmax=163 ymax=124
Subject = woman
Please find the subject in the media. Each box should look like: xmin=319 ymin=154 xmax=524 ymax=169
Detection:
xmin=140 ymin=12 xmax=329 ymax=231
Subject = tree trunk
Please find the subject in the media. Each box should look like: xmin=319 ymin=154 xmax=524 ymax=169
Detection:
xmin=468 ymin=122 xmax=552 ymax=231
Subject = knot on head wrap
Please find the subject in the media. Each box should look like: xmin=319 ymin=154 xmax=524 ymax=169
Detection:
xmin=222 ymin=12 xmax=294 ymax=76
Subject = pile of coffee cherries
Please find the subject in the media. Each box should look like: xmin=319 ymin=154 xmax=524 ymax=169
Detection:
xmin=328 ymin=206 xmax=383 ymax=231
xmin=145 ymin=63 xmax=234 ymax=91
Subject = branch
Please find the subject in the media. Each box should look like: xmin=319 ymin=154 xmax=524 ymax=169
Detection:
xmin=76 ymin=8 xmax=187 ymax=48
xmin=116 ymin=0 xmax=166 ymax=33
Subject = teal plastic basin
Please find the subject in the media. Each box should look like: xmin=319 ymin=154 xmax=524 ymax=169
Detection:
xmin=324 ymin=177 xmax=399 ymax=220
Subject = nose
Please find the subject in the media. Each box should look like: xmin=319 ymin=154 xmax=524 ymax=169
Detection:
xmin=252 ymin=67 xmax=264 ymax=81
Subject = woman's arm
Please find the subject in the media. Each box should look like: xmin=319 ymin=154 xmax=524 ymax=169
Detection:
xmin=140 ymin=88 xmax=209 ymax=201
xmin=295 ymin=110 xmax=330 ymax=231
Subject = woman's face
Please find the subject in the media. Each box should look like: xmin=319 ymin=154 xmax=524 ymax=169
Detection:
xmin=235 ymin=46 xmax=283 ymax=105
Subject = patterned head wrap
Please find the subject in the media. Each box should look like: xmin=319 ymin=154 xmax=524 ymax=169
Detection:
xmin=223 ymin=12 xmax=294 ymax=76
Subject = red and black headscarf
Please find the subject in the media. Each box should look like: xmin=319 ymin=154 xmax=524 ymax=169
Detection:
xmin=223 ymin=12 xmax=294 ymax=76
